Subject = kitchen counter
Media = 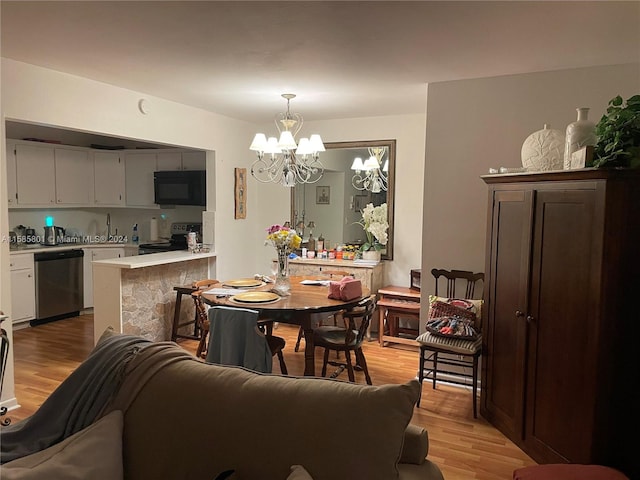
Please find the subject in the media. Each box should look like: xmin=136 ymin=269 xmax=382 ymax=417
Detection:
xmin=93 ymin=250 xmax=215 ymax=269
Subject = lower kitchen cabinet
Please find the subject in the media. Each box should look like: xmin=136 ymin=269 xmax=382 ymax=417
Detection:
xmin=9 ymin=253 xmax=35 ymax=324
xmin=83 ymin=247 xmax=125 ymax=308
xmin=481 ymin=169 xmax=639 ymax=479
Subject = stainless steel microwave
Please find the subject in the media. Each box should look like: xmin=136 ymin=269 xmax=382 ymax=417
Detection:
xmin=153 ymin=170 xmax=206 ymax=206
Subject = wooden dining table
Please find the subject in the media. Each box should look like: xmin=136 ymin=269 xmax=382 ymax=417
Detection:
xmin=201 ymin=275 xmax=370 ymax=376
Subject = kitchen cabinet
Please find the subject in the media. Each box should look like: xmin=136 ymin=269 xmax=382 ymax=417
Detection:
xmin=6 ymin=141 xmax=17 ymax=206
xmin=9 ymin=253 xmax=35 ymax=324
xmin=157 ymin=151 xmax=205 ymax=171
xmin=14 ymin=143 xmax=56 ymax=205
xmin=93 ymin=151 xmax=125 ymax=206
xmin=125 ymin=152 xmax=157 ymax=207
xmin=83 ymin=247 xmax=125 ymax=308
xmin=481 ymin=169 xmax=639 ymax=478
xmin=55 ymin=147 xmax=93 ymax=204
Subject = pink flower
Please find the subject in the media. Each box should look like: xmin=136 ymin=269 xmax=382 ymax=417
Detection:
xmin=266 ymin=224 xmax=282 ymax=235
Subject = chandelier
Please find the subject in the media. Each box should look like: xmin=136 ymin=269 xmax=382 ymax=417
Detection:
xmin=249 ymin=93 xmax=325 ymax=187
xmin=351 ymin=146 xmax=388 ymax=193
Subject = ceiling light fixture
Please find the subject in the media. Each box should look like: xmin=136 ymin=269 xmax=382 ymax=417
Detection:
xmin=351 ymin=146 xmax=388 ymax=193
xmin=249 ymin=93 xmax=325 ymax=187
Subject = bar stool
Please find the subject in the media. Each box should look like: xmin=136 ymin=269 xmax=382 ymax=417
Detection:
xmin=171 ymin=285 xmax=199 ymax=342
xmin=171 ymin=280 xmax=218 ymax=342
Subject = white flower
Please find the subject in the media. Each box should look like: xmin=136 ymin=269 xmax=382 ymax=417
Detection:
xmin=358 ymin=203 xmax=389 ymax=249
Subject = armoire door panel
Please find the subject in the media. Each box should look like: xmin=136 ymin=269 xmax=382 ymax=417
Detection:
xmin=482 ymin=189 xmax=531 ymax=438
xmin=524 ymin=188 xmax=600 ymax=463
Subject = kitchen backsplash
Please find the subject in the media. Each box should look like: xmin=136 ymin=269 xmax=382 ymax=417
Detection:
xmin=9 ymin=206 xmax=204 ymax=243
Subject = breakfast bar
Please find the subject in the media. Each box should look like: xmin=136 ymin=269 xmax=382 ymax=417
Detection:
xmin=92 ymin=250 xmax=216 ymax=344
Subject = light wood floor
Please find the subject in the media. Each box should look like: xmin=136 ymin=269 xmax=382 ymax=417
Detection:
xmin=7 ymin=313 xmax=536 ymax=479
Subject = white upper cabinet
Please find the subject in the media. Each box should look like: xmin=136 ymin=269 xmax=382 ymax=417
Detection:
xmin=55 ymin=147 xmax=93 ymax=205
xmin=15 ymin=143 xmax=56 ymax=205
xmin=94 ymin=151 xmax=125 ymax=206
xmin=125 ymin=152 xmax=157 ymax=207
xmin=179 ymin=151 xmax=206 ymax=170
xmin=156 ymin=151 xmax=183 ymax=170
xmin=157 ymin=151 xmax=205 ymax=171
xmin=6 ymin=141 xmax=17 ymax=206
xmin=6 ymin=140 xmax=205 ymax=209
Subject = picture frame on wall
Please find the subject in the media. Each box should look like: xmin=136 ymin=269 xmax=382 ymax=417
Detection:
xmin=353 ymin=194 xmax=369 ymax=212
xmin=316 ymin=186 xmax=330 ymax=204
xmin=234 ymin=168 xmax=247 ymax=219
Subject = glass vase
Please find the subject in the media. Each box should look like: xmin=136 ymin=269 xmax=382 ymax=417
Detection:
xmin=273 ymin=249 xmax=291 ymax=295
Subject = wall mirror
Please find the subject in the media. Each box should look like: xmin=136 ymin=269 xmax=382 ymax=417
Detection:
xmin=290 ymin=139 xmax=395 ymax=260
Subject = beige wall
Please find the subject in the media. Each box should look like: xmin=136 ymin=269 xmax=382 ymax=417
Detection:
xmin=421 ymin=63 xmax=640 ymax=328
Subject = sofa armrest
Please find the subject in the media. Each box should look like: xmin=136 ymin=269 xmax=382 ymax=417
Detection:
xmin=399 ymin=424 xmax=429 ymax=465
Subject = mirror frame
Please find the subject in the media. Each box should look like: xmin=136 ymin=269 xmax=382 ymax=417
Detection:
xmin=291 ymin=139 xmax=395 ymax=260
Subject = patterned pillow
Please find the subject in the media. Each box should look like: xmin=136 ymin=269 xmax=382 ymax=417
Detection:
xmin=426 ymin=301 xmax=479 ymax=340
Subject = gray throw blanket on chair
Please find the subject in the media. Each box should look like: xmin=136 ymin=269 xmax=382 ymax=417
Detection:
xmin=0 ymin=327 xmax=194 ymax=464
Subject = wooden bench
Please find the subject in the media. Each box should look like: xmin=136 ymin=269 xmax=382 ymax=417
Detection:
xmin=377 ymin=285 xmax=420 ymax=347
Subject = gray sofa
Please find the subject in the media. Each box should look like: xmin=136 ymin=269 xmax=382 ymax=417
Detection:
xmin=2 ymin=331 xmax=445 ymax=480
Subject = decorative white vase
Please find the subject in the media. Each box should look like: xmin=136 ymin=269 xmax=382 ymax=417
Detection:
xmin=563 ymin=107 xmax=597 ymax=170
xmin=521 ymin=124 xmax=565 ymax=171
xmin=362 ymin=250 xmax=381 ymax=262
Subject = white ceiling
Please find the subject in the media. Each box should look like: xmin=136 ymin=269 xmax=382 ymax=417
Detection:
xmin=1 ymin=1 xmax=639 ymax=125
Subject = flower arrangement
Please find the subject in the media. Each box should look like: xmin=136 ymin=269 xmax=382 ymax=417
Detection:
xmin=356 ymin=203 xmax=388 ymax=252
xmin=265 ymin=224 xmax=302 ymax=253
xmin=265 ymin=224 xmax=302 ymax=295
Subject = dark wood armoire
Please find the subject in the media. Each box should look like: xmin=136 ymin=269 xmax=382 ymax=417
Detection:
xmin=480 ymin=169 xmax=639 ymax=479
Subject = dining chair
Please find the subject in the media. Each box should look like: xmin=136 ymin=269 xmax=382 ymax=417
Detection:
xmin=293 ymin=270 xmax=355 ymax=353
xmin=416 ymin=269 xmax=484 ymax=418
xmin=190 ymin=279 xmax=219 ymax=358
xmin=312 ymin=294 xmax=376 ymax=384
xmin=205 ymin=305 xmax=288 ymax=375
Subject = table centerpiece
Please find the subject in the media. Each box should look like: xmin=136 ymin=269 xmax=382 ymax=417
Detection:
xmin=265 ymin=224 xmax=302 ymax=295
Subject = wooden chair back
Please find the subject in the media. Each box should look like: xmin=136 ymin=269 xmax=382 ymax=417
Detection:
xmin=191 ymin=279 xmax=218 ymax=358
xmin=342 ymin=294 xmax=377 ymax=346
xmin=431 ymin=269 xmax=484 ymax=299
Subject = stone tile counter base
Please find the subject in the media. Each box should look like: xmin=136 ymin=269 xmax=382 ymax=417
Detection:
xmin=121 ymin=261 xmax=207 ymax=342
xmin=92 ymin=251 xmax=215 ymax=344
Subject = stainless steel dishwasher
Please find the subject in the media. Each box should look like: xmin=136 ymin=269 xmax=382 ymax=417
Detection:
xmin=33 ymin=249 xmax=84 ymax=324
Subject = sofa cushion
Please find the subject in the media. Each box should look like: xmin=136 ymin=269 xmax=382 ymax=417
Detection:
xmin=120 ymin=359 xmax=420 ymax=480
xmin=2 ymin=410 xmax=123 ymax=480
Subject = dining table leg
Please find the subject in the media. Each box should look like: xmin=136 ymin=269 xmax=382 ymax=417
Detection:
xmin=300 ymin=312 xmax=315 ymax=376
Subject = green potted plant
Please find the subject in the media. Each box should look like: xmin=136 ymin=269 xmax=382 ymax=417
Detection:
xmin=592 ymin=94 xmax=640 ymax=168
